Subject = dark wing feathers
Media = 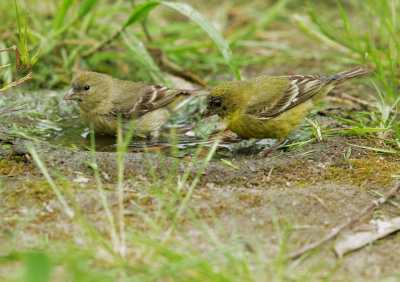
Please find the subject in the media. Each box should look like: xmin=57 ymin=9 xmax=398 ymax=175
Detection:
xmin=131 ymin=85 xmax=173 ymax=115
xmin=110 ymin=84 xmax=187 ymax=118
xmin=254 ymin=75 xmax=328 ymax=119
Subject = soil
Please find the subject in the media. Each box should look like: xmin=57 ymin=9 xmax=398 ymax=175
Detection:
xmin=1 ymin=131 xmax=400 ymax=280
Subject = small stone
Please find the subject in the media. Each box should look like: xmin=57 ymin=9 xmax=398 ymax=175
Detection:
xmin=12 ymin=140 xmax=29 ymax=156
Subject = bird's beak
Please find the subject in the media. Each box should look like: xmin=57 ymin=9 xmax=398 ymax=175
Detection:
xmin=201 ymin=108 xmax=214 ymax=119
xmin=63 ymin=88 xmax=77 ymax=100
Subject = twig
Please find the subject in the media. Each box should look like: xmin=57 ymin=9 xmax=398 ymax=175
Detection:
xmin=0 ymin=46 xmax=16 ymax=53
xmin=154 ymin=48 xmax=208 ymax=87
xmin=0 ymin=45 xmax=22 ymax=69
xmin=0 ymin=167 xmax=21 ymax=178
xmin=372 ymin=190 xmax=400 ymax=208
xmin=335 ymin=91 xmax=400 ymax=115
xmin=289 ymin=181 xmax=400 ymax=260
xmin=340 ymin=92 xmax=369 ymax=106
xmin=266 ymin=167 xmax=274 ymax=182
xmin=82 ymin=29 xmax=122 ymax=59
xmin=0 ymin=63 xmax=11 ymax=70
xmin=309 ymin=193 xmax=330 ymax=211
xmin=0 ymin=72 xmax=33 ymax=93
xmin=141 ymin=17 xmax=152 ymax=42
xmin=0 ymin=103 xmax=25 ymax=115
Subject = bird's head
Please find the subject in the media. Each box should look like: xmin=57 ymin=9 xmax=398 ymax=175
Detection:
xmin=202 ymin=81 xmax=248 ymax=119
xmin=64 ymin=72 xmax=112 ymax=104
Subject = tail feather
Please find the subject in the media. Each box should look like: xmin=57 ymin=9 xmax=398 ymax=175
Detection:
xmin=338 ymin=65 xmax=372 ymax=78
xmin=179 ymin=88 xmax=209 ymax=97
xmin=321 ymin=65 xmax=372 ymax=84
xmin=338 ymin=66 xmax=372 ymax=78
xmin=172 ymin=88 xmax=209 ymax=111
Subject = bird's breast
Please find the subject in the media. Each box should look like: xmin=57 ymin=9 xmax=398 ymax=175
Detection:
xmin=227 ymin=101 xmax=313 ymax=139
xmin=227 ymin=114 xmax=284 ymax=139
xmin=80 ymin=109 xmax=117 ymax=135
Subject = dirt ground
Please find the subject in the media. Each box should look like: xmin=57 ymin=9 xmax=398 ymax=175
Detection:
xmin=1 ymin=133 xmax=400 ymax=280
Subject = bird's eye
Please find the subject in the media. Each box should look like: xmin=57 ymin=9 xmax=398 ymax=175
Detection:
xmin=83 ymin=85 xmax=90 ymax=91
xmin=214 ymin=101 xmax=222 ymax=107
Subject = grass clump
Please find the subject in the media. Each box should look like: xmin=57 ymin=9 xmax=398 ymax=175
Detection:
xmin=294 ymin=0 xmax=400 ymax=151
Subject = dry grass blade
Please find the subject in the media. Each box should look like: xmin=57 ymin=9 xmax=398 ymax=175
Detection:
xmin=0 ymin=71 xmax=32 ymax=93
xmin=0 ymin=103 xmax=25 ymax=115
xmin=289 ymin=181 xmax=400 ymax=260
xmin=336 ymin=92 xmax=400 ymax=115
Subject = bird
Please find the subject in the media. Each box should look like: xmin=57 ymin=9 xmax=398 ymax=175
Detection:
xmin=202 ymin=66 xmax=372 ymax=155
xmin=64 ymin=72 xmax=208 ymax=138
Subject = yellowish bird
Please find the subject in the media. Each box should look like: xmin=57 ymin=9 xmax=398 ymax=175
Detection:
xmin=64 ymin=72 xmax=208 ymax=137
xmin=203 ymin=66 xmax=372 ymax=152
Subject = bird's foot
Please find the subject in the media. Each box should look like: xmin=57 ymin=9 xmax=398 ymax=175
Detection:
xmin=148 ymin=130 xmax=161 ymax=142
xmin=260 ymin=138 xmax=287 ymax=158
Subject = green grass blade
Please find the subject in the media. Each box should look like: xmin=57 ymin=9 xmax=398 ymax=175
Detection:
xmin=122 ymin=32 xmax=173 ymax=87
xmin=394 ymin=117 xmax=400 ymax=142
xmin=30 ymin=49 xmax=42 ymax=66
xmin=339 ymin=127 xmax=389 ymax=134
xmin=23 ymin=16 xmax=28 ymax=52
xmin=221 ymin=159 xmax=239 ymax=170
xmin=331 ymin=115 xmax=364 ymax=128
xmin=293 ymin=14 xmax=349 ymax=52
xmin=53 ymin=0 xmax=75 ymax=30
xmin=24 ymin=252 xmax=52 ymax=282
xmin=14 ymin=0 xmax=23 ymax=46
xmin=26 ymin=143 xmax=75 ymax=218
xmin=123 ymin=1 xmax=160 ymax=29
xmin=260 ymin=0 xmax=290 ymax=28
xmin=346 ymin=143 xmax=400 ymax=154
xmin=161 ymin=1 xmax=241 ymax=80
xmin=77 ymin=0 xmax=99 ymax=19
xmin=120 ymin=1 xmax=240 ymax=80
xmin=0 ymin=43 xmax=13 ymax=86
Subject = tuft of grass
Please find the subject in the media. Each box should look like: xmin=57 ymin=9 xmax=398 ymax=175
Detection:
xmin=0 ymin=1 xmax=39 ymax=92
xmin=14 ymin=0 xmax=41 ymax=69
xmin=294 ymin=0 xmax=400 ymax=153
xmin=2 ymin=0 xmax=242 ymax=88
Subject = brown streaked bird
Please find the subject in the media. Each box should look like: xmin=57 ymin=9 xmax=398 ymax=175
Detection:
xmin=64 ymin=72 xmax=208 ymax=137
xmin=203 ymin=66 xmax=372 ymax=155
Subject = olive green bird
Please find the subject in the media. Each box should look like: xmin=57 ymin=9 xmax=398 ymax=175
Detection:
xmin=203 ymin=66 xmax=371 ymax=150
xmin=64 ymin=72 xmax=208 ymax=137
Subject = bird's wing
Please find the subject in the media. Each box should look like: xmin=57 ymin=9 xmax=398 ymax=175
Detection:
xmin=247 ymin=75 xmax=329 ymax=119
xmin=110 ymin=83 xmax=190 ymax=118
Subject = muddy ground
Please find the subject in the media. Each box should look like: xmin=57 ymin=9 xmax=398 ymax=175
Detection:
xmin=1 ymin=131 xmax=400 ymax=280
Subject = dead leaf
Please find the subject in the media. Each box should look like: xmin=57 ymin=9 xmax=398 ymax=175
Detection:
xmin=334 ymin=217 xmax=400 ymax=257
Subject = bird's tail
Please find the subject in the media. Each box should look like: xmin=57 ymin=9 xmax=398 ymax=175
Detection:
xmin=171 ymin=88 xmax=209 ymax=111
xmin=179 ymin=88 xmax=209 ymax=97
xmin=334 ymin=65 xmax=373 ymax=84
xmin=338 ymin=65 xmax=372 ymax=79
xmin=321 ymin=65 xmax=372 ymax=84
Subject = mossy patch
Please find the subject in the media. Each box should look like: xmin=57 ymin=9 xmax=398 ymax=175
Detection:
xmin=0 ymin=157 xmax=26 ymax=176
xmin=4 ymin=180 xmax=55 ymax=206
xmin=324 ymin=157 xmax=400 ymax=186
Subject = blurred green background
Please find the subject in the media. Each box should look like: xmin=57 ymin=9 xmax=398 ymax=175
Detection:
xmin=2 ymin=0 xmax=397 ymax=94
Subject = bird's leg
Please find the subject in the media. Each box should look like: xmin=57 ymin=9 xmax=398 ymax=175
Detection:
xmin=220 ymin=134 xmax=249 ymax=144
xmin=149 ymin=130 xmax=160 ymax=142
xmin=181 ymin=130 xmax=249 ymax=162
xmin=207 ymin=128 xmax=250 ymax=144
xmin=209 ymin=128 xmax=230 ymax=140
xmin=260 ymin=138 xmax=287 ymax=157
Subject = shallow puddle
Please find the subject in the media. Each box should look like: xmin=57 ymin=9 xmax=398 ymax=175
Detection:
xmin=1 ymin=90 xmax=314 ymax=158
xmin=0 ymin=90 xmax=244 ymax=155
